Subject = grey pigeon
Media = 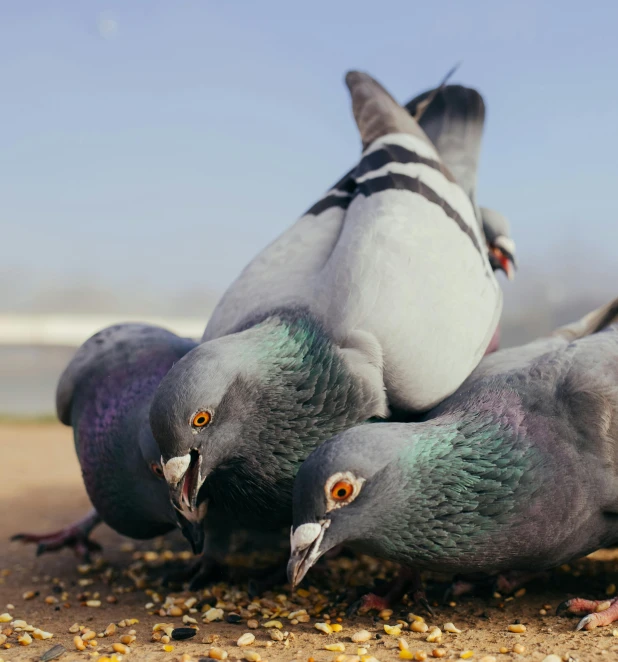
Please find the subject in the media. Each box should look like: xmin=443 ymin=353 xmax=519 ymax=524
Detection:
xmin=407 ymin=85 xmax=517 ymax=279
xmin=149 ymin=70 xmax=503 ymax=547
xmin=288 ymin=297 xmax=618 ymax=630
xmin=13 ymin=324 xmax=197 ymax=558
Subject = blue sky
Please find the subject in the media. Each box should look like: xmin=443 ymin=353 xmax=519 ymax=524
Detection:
xmin=2 ymin=1 xmax=617 ymax=303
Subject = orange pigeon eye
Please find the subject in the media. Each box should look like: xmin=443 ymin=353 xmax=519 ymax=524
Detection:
xmin=191 ymin=411 xmax=212 ymax=428
xmin=331 ymin=481 xmax=354 ymax=501
xmin=150 ymin=462 xmax=164 ymax=478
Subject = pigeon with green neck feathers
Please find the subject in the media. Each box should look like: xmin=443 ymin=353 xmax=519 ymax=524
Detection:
xmin=289 ymin=297 xmax=618 ymax=630
xmin=150 ymin=70 xmax=503 ymax=546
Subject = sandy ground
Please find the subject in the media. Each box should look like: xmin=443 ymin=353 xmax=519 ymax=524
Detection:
xmin=2 ymin=423 xmax=618 ymax=662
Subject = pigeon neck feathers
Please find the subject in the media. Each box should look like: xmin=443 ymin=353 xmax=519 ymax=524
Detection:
xmin=206 ymin=308 xmax=382 ymax=528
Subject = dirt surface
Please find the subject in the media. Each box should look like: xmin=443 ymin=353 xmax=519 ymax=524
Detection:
xmin=2 ymin=423 xmax=618 ymax=662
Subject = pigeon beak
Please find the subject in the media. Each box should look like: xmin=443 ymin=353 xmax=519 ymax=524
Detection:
xmin=490 ymin=237 xmax=517 ymax=281
xmin=162 ymin=451 xmax=207 ymax=521
xmin=176 ymin=506 xmax=208 ymax=554
xmin=287 ymin=520 xmax=331 ymax=587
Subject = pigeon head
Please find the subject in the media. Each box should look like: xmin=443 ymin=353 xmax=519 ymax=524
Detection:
xmin=481 ymin=207 xmax=517 ymax=280
xmin=287 ymin=424 xmax=404 ymax=586
xmin=58 ymin=324 xmax=197 ymax=542
xmin=149 ymin=329 xmax=271 ymax=530
xmin=149 ymin=311 xmax=382 ymax=544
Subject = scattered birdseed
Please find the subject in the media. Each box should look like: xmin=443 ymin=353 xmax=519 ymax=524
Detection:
xmin=607 ymin=584 xmax=617 ymax=596
xmin=507 ymin=624 xmax=526 ymax=633
xmin=431 ymin=650 xmax=446 ymax=659
xmin=613 ymin=629 xmax=618 ymax=637
xmin=179 ymin=654 xmax=193 ymax=662
xmin=331 ymin=624 xmax=343 ymax=632
xmin=411 ymin=621 xmax=429 ymax=633
xmin=205 ymin=608 xmax=224 ymax=622
xmin=325 ymin=643 xmax=346 ymax=652
xmin=120 ymin=634 xmax=136 ymax=645
xmin=86 ymin=600 xmax=101 ymax=608
xmin=163 ymin=644 xmax=175 ymax=652
xmin=68 ymin=623 xmax=80 ymax=633
xmin=351 ymin=630 xmax=371 ymax=643
xmin=113 ymin=643 xmax=128 ymax=654
xmin=33 ymin=629 xmax=54 ymax=640
xmin=82 ymin=630 xmax=96 ymax=641
xmin=499 ymin=648 xmax=509 ymax=654
xmin=444 ymin=623 xmax=462 ymax=634
xmin=209 ymin=647 xmax=228 ymax=660
xmin=379 ymin=609 xmax=393 ymax=620
xmin=398 ymin=638 xmax=409 ymax=650
xmin=514 ymin=588 xmax=526 ymax=598
xmin=244 ymin=650 xmax=261 ymax=662
xmin=172 ymin=627 xmax=197 ymax=641
xmin=316 ymin=622 xmax=333 ymax=634
xmin=74 ymin=636 xmax=86 ymax=651
xmin=384 ymin=624 xmax=401 ymax=636
xmin=270 ymin=629 xmax=284 ymax=641
xmin=541 ymin=656 xmax=561 ymax=662
xmin=237 ymin=633 xmax=256 ymax=647
xmin=153 ymin=623 xmax=172 ymax=632
xmin=23 ymin=591 xmax=36 ymax=600
xmin=426 ymin=628 xmax=442 ymax=643
xmin=40 ymin=644 xmax=67 ymax=661
xmin=247 ymin=620 xmax=259 ymax=629
xmin=399 ymin=651 xmax=414 ymax=660
xmin=357 ymin=648 xmax=368 ymax=655
xmin=0 ymin=616 xmax=11 ymax=624
xmin=460 ymin=652 xmax=473 ymax=660
xmin=479 ymin=657 xmax=497 ymax=662
xmin=596 ymin=601 xmax=612 ymax=612
xmin=263 ymin=620 xmax=283 ymax=629
xmin=18 ymin=632 xmax=32 ymax=645
xmin=512 ymin=644 xmax=525 ymax=654
xmin=539 ymin=609 xmax=547 ymax=616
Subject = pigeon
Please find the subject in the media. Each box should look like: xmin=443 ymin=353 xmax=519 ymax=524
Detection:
xmin=13 ymin=324 xmax=197 ymax=559
xmin=288 ymin=297 xmax=618 ymax=630
xmin=407 ymin=85 xmax=517 ymax=280
xmin=150 ymin=70 xmax=503 ymax=547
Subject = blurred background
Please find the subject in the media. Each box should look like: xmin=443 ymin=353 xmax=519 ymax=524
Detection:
xmin=1 ymin=1 xmax=617 ymax=417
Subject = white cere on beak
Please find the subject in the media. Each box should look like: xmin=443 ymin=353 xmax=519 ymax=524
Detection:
xmin=162 ymin=454 xmax=191 ymax=485
xmin=494 ymin=235 xmax=516 ymax=256
xmin=290 ymin=523 xmax=323 ymax=552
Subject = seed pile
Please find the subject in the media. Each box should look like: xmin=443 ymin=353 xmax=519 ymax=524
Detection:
xmin=4 ymin=542 xmax=618 ymax=661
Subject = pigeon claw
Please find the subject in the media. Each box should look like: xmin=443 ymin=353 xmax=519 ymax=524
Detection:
xmin=12 ymin=531 xmax=103 ymax=562
xmin=11 ymin=512 xmax=102 ymax=562
xmin=347 ymin=592 xmax=391 ymax=617
xmin=556 ymin=597 xmax=618 ymax=630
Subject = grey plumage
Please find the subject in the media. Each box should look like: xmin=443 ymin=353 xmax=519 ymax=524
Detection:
xmin=407 ymin=85 xmax=517 ymax=278
xmin=14 ymin=324 xmax=197 ymax=556
xmin=150 ymin=70 xmax=503 ymax=546
xmin=288 ymin=298 xmax=618 ymax=589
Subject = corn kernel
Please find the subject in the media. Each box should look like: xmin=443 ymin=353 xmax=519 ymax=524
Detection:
xmin=316 ymin=622 xmax=333 ymax=634
xmin=507 ymin=624 xmax=526 ymax=633
xmin=384 ymin=624 xmax=402 ymax=636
